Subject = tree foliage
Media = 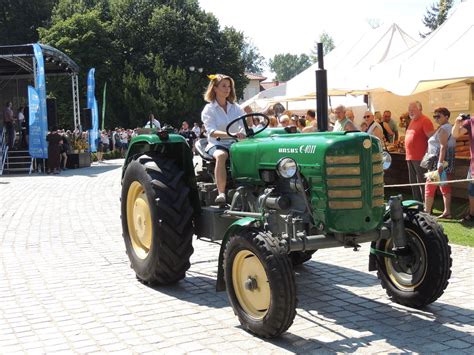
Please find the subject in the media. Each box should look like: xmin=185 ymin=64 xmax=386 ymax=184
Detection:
xmin=420 ymin=0 xmax=454 ymax=38
xmin=269 ymin=53 xmax=312 ymax=82
xmin=33 ymin=0 xmax=252 ymax=128
xmin=0 ymin=0 xmax=58 ymax=45
xmin=241 ymin=39 xmax=265 ymax=74
xmin=310 ymin=31 xmax=336 ymax=63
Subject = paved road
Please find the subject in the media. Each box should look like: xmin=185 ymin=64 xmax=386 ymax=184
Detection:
xmin=1 ymin=160 xmax=473 ymax=354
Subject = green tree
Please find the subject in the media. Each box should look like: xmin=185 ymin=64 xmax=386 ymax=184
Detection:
xmin=50 ymin=0 xmax=111 ymax=22
xmin=39 ymin=0 xmax=257 ymax=128
xmin=310 ymin=31 xmax=336 ymax=63
xmin=420 ymin=0 xmax=454 ymax=38
xmin=38 ymin=9 xmax=116 ymax=128
xmin=242 ymin=39 xmax=265 ymax=74
xmin=269 ymin=53 xmax=312 ymax=82
xmin=0 ymin=0 xmax=57 ymax=45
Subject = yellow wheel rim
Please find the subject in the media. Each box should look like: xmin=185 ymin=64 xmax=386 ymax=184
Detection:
xmin=385 ymin=229 xmax=427 ymax=291
xmin=232 ymin=250 xmax=270 ymax=319
xmin=127 ymin=181 xmax=152 ymax=259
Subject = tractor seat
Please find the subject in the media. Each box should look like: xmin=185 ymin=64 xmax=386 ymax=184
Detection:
xmin=194 ymin=138 xmax=214 ymax=161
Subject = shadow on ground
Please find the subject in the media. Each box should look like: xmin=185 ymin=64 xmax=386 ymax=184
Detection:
xmin=144 ymin=257 xmax=471 ymax=353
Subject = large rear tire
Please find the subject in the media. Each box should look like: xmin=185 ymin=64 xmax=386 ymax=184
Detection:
xmin=121 ymin=155 xmax=194 ymax=285
xmin=224 ymin=228 xmax=296 ymax=338
xmin=376 ymin=212 xmax=451 ymax=308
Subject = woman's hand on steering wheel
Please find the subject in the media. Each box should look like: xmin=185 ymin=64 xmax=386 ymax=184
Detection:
xmin=226 ymin=113 xmax=270 ymax=138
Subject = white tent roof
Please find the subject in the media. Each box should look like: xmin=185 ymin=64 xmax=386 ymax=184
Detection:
xmin=285 ymin=23 xmax=418 ymax=99
xmin=368 ymin=0 xmax=474 ymax=96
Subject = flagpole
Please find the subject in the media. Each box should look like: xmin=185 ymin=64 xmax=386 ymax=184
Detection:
xmin=101 ymin=82 xmax=107 ymax=130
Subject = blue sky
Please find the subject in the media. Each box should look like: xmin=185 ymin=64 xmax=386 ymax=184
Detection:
xmin=198 ymin=0 xmax=462 ymax=77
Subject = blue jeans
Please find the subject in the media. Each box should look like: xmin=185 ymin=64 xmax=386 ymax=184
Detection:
xmin=468 ymin=169 xmax=474 ymax=197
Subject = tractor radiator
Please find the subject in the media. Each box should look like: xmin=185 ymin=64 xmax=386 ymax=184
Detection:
xmin=325 ymin=152 xmax=384 ymax=210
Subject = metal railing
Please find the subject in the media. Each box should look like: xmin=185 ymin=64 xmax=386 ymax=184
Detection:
xmin=0 ymin=130 xmax=8 ymax=175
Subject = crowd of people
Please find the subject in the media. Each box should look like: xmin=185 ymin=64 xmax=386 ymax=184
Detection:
xmin=198 ymin=74 xmax=473 ymax=217
xmin=2 ymin=76 xmax=473 ymax=220
xmin=35 ymin=122 xmax=209 ymax=175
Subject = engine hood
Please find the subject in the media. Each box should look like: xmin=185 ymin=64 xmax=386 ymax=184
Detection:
xmin=230 ymin=131 xmax=380 ymax=182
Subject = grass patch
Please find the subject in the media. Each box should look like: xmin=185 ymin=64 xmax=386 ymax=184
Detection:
xmin=385 ymin=188 xmax=473 ymax=247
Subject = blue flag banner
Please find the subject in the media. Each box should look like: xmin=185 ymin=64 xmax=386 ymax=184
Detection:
xmin=32 ymin=43 xmax=48 ymax=158
xmin=87 ymin=68 xmax=99 ymax=152
xmin=27 ymin=86 xmax=44 ymax=158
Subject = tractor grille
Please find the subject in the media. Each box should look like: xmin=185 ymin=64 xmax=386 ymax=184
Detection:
xmin=325 ymin=152 xmax=384 ymax=209
xmin=372 ymin=152 xmax=384 ymax=207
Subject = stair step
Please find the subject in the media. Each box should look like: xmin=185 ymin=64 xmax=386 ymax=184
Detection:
xmin=4 ymin=167 xmax=30 ymax=171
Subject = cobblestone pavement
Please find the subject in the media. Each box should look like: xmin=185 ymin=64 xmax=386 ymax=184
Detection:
xmin=1 ymin=160 xmax=473 ymax=354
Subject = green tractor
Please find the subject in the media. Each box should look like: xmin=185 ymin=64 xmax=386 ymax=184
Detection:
xmin=120 ymin=113 xmax=452 ymax=338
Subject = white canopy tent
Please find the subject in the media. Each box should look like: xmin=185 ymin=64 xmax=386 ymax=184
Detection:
xmin=367 ymin=0 xmax=474 ymax=96
xmin=240 ymin=83 xmax=287 ymax=112
xmin=285 ymin=23 xmax=418 ymax=99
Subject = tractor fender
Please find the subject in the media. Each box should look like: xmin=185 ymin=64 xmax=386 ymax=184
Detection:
xmin=216 ymin=217 xmax=259 ymax=292
xmin=122 ymin=133 xmax=201 ymax=216
xmin=124 ymin=133 xmax=189 ymax=168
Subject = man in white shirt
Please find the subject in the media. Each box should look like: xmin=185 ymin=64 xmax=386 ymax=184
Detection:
xmin=192 ymin=122 xmax=201 ymax=138
xmin=145 ymin=113 xmax=161 ymax=129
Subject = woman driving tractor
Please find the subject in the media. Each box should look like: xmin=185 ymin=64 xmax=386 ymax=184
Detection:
xmin=201 ymin=74 xmax=245 ymax=204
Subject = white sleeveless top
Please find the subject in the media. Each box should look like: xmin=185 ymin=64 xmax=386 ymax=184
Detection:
xmin=367 ymin=121 xmax=382 ymax=136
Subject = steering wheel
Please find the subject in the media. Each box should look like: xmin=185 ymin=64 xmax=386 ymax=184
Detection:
xmin=226 ymin=113 xmax=270 ymax=138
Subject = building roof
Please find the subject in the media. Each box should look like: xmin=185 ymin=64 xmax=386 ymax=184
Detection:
xmin=260 ymin=81 xmax=285 ymax=91
xmin=245 ymin=72 xmax=267 ymax=81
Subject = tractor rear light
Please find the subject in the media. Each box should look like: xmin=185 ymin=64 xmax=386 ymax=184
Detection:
xmin=276 ymin=158 xmax=297 ymax=179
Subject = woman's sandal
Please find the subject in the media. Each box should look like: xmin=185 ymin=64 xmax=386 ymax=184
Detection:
xmin=437 ymin=214 xmax=452 ymax=219
xmin=462 ymin=214 xmax=474 ymax=222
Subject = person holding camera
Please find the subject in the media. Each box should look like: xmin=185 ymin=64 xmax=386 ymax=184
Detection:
xmin=452 ymin=112 xmax=474 ymax=221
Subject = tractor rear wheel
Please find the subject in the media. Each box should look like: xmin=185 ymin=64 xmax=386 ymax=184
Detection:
xmin=224 ymin=228 xmax=296 ymax=338
xmin=376 ymin=212 xmax=451 ymax=308
xmin=121 ymin=155 xmax=194 ymax=285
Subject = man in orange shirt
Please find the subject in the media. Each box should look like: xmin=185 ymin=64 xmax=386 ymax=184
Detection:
xmin=405 ymin=101 xmax=435 ymax=202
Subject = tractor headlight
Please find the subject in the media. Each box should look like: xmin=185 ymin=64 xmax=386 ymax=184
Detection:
xmin=276 ymin=157 xmax=297 ymax=178
xmin=382 ymin=151 xmax=392 ymax=170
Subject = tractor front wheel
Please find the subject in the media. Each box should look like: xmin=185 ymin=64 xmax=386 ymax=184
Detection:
xmin=376 ymin=212 xmax=452 ymax=308
xmin=224 ymin=228 xmax=296 ymax=338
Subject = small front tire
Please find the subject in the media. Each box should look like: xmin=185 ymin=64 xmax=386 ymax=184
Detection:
xmin=376 ymin=212 xmax=452 ymax=308
xmin=224 ymin=228 xmax=297 ymax=338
